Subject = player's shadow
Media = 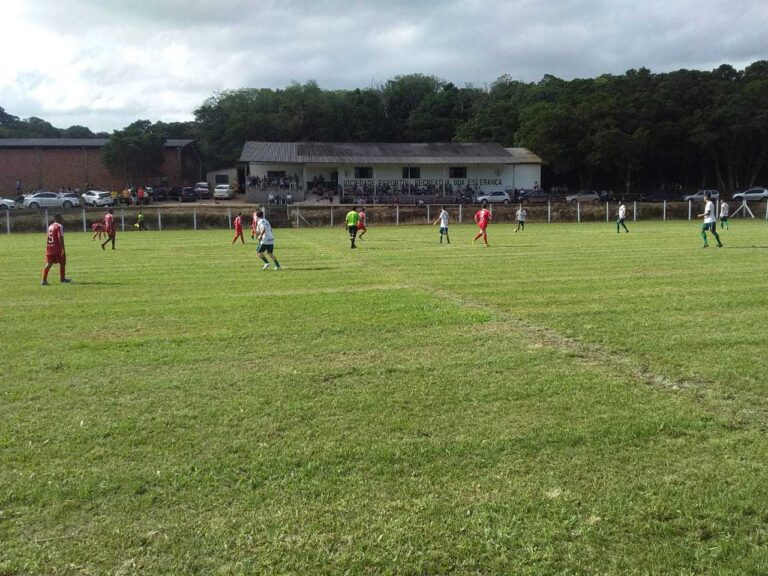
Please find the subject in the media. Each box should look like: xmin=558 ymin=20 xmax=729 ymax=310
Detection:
xmin=723 ymin=245 xmax=768 ymax=250
xmin=71 ymin=281 xmax=120 ymax=285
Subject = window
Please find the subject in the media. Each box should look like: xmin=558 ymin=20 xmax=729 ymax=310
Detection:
xmin=354 ymin=167 xmax=373 ymax=179
xmin=402 ymin=167 xmax=421 ymax=179
xmin=449 ymin=167 xmax=467 ymax=178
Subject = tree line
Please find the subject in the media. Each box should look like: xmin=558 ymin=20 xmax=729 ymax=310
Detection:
xmin=2 ymin=61 xmax=767 ymax=193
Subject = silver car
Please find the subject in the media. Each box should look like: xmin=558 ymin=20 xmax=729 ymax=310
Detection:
xmin=81 ymin=189 xmax=114 ymax=206
xmin=732 ymin=187 xmax=768 ymax=202
xmin=683 ymin=190 xmax=719 ymax=201
xmin=23 ymin=192 xmax=81 ymax=209
xmin=565 ymin=190 xmax=602 ymax=203
xmin=0 ymin=198 xmax=17 ymax=210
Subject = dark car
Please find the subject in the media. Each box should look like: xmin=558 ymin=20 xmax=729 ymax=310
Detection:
xmin=167 ymin=186 xmax=183 ymax=201
xmin=180 ymin=187 xmax=196 ymax=202
xmin=641 ymin=191 xmax=680 ymax=202
xmin=519 ymin=189 xmax=551 ymax=204
xmin=150 ymin=187 xmax=168 ymax=202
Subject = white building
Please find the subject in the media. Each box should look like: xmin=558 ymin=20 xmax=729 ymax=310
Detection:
xmin=239 ymin=142 xmax=541 ymax=203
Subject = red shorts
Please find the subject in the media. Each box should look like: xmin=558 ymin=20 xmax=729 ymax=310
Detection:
xmin=356 ymin=223 xmax=366 ymax=230
xmin=477 ymin=222 xmax=488 ymax=230
xmin=46 ymin=253 xmax=66 ymax=265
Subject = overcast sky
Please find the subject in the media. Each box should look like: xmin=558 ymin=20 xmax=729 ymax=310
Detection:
xmin=2 ymin=0 xmax=766 ymax=133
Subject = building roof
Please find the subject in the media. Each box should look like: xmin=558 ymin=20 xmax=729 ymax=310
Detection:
xmin=0 ymin=138 xmax=194 ymax=148
xmin=240 ymin=142 xmax=539 ymax=165
xmin=505 ymin=147 xmax=542 ymax=164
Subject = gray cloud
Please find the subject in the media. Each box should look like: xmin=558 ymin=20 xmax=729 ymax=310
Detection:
xmin=2 ymin=0 xmax=766 ymax=132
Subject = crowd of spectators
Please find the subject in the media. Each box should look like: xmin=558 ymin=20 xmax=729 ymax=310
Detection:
xmin=248 ymin=174 xmax=300 ymax=190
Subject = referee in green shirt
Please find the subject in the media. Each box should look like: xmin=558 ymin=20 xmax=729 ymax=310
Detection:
xmin=345 ymin=207 xmax=360 ymax=249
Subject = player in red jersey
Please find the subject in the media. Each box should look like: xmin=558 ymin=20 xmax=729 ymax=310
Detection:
xmin=232 ymin=212 xmax=245 ymax=244
xmin=357 ymin=207 xmax=368 ymax=239
xmin=251 ymin=210 xmax=258 ymax=239
xmin=101 ymin=208 xmax=116 ymax=250
xmin=472 ymin=202 xmax=492 ymax=246
xmin=41 ymin=214 xmax=71 ymax=285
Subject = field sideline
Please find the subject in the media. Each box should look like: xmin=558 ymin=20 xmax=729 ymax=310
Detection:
xmin=2 ymin=221 xmax=768 ymax=574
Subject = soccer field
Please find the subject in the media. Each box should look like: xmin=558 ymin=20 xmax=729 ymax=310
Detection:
xmin=2 ymin=220 xmax=768 ymax=574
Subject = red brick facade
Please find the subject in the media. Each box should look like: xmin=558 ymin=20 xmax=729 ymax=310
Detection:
xmin=0 ymin=143 xmax=201 ymax=195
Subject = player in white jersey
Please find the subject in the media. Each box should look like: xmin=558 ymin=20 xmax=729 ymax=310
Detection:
xmin=697 ymin=191 xmax=723 ymax=248
xmin=432 ymin=207 xmax=450 ymax=244
xmin=616 ymin=202 xmax=629 ymax=233
xmin=514 ymin=206 xmax=527 ymax=233
xmin=719 ymin=200 xmax=729 ymax=230
xmin=254 ymin=210 xmax=282 ymax=269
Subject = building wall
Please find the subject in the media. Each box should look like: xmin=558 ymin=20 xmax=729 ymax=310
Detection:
xmin=0 ymin=146 xmax=198 ymax=195
xmin=507 ymin=164 xmax=541 ymax=190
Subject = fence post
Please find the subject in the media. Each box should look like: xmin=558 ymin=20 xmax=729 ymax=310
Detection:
xmin=547 ymin=201 xmax=551 ymax=223
xmin=82 ymin=208 xmax=87 ymax=232
xmin=227 ymin=208 xmax=232 ymax=230
xmin=427 ymin=204 xmax=430 ymax=222
xmin=45 ymin=209 xmax=49 ymax=229
xmin=459 ymin=204 xmax=462 ymax=223
xmin=765 ymin=200 xmax=768 ymax=220
xmin=5 ymin=209 xmax=9 ymax=234
xmin=330 ymin=207 xmax=333 ymax=227
xmin=663 ymin=200 xmax=667 ymax=221
xmin=193 ymin=208 xmax=197 ymax=231
xmin=157 ymin=210 xmax=162 ymax=231
xmin=688 ymin=200 xmax=692 ymax=220
xmin=296 ymin=207 xmax=300 ymax=228
xmin=120 ymin=209 xmax=125 ymax=232
xmin=633 ymin=201 xmax=637 ymax=222
xmin=606 ymin=202 xmax=609 ymax=222
xmin=577 ymin=201 xmax=581 ymax=223
xmin=396 ymin=204 xmax=399 ymax=226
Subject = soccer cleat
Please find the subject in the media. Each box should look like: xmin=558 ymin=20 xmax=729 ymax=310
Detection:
xmin=261 ymin=263 xmax=270 ymax=270
xmin=274 ymin=266 xmax=282 ymax=271
xmin=60 ymin=278 xmax=72 ymax=283
xmin=702 ymin=244 xmax=709 ymax=248
xmin=40 ymin=280 xmax=48 ymax=286
xmin=101 ymin=244 xmax=105 ymax=250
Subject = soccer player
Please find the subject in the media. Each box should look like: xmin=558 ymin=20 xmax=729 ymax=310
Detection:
xmin=232 ymin=212 xmax=245 ymax=244
xmin=345 ymin=207 xmax=360 ymax=249
xmin=101 ymin=208 xmax=116 ymax=250
xmin=432 ymin=206 xmax=450 ymax=244
xmin=41 ymin=214 xmax=71 ymax=285
xmin=719 ymin=199 xmax=729 ymax=230
xmin=357 ymin=207 xmax=368 ymax=239
xmin=472 ymin=202 xmax=492 ymax=246
xmin=616 ymin=201 xmax=629 ymax=233
xmin=698 ymin=191 xmax=723 ymax=248
xmin=514 ymin=206 xmax=527 ymax=233
xmin=254 ymin=210 xmax=281 ymax=270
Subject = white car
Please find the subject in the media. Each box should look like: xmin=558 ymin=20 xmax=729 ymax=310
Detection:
xmin=23 ymin=192 xmax=81 ymax=209
xmin=565 ymin=190 xmax=602 ymax=203
xmin=683 ymin=190 xmax=719 ymax=201
xmin=0 ymin=198 xmax=17 ymax=210
xmin=213 ymin=184 xmax=235 ymax=199
xmin=475 ymin=190 xmax=510 ymax=204
xmin=81 ymin=189 xmax=114 ymax=206
xmin=732 ymin=187 xmax=768 ymax=202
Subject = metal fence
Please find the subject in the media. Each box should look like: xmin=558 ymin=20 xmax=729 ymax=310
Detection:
xmin=3 ymin=200 xmax=767 ymax=234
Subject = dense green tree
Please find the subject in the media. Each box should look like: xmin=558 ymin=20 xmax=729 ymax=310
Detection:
xmin=101 ymin=120 xmax=166 ymax=185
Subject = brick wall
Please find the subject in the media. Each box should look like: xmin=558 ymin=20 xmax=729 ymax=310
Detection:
xmin=0 ymin=146 xmax=200 ymax=195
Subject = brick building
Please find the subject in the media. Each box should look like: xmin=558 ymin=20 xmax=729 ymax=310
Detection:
xmin=0 ymin=139 xmax=202 ymax=194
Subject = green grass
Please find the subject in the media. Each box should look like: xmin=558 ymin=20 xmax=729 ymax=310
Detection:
xmin=2 ymin=220 xmax=768 ymax=575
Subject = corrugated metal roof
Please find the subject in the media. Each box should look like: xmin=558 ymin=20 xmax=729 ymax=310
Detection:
xmin=239 ymin=142 xmax=539 ymax=165
xmin=0 ymin=138 xmax=194 ymax=148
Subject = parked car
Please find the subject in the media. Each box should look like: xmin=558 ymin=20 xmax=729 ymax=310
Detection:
xmin=641 ymin=191 xmax=680 ymax=202
xmin=23 ymin=192 xmax=81 ymax=209
xmin=167 ymin=186 xmax=183 ymax=201
xmin=518 ymin=189 xmax=551 ymax=204
xmin=565 ymin=190 xmax=602 ymax=203
xmin=474 ymin=190 xmax=510 ymax=204
xmin=683 ymin=190 xmax=719 ymax=201
xmin=81 ymin=189 xmax=114 ymax=206
xmin=732 ymin=187 xmax=768 ymax=202
xmin=213 ymin=184 xmax=235 ymax=200
xmin=193 ymin=182 xmax=210 ymax=199
xmin=0 ymin=198 xmax=17 ymax=210
xmin=149 ymin=187 xmax=168 ymax=201
xmin=180 ymin=187 xmax=196 ymax=202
